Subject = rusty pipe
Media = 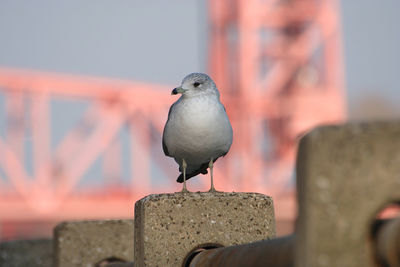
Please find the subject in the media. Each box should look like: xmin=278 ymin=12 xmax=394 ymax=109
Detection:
xmin=101 ymin=263 xmax=133 ymax=267
xmin=96 ymin=259 xmax=133 ymax=267
xmin=374 ymin=217 xmax=400 ymax=267
xmin=187 ymin=235 xmax=294 ymax=267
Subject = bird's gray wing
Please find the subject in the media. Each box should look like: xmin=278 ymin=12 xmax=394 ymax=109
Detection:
xmin=162 ymin=102 xmax=176 ymax=157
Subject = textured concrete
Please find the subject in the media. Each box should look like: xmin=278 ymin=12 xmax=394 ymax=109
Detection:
xmin=0 ymin=239 xmax=53 ymax=267
xmin=54 ymin=219 xmax=134 ymax=267
xmin=134 ymin=192 xmax=276 ymax=267
xmin=296 ymin=121 xmax=400 ymax=267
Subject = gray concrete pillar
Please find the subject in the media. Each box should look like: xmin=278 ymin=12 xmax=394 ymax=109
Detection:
xmin=134 ymin=192 xmax=276 ymax=267
xmin=0 ymin=239 xmax=53 ymax=267
xmin=54 ymin=219 xmax=134 ymax=267
xmin=296 ymin=122 xmax=400 ymax=267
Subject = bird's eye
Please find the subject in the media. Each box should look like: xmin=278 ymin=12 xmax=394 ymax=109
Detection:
xmin=193 ymin=82 xmax=200 ymax=87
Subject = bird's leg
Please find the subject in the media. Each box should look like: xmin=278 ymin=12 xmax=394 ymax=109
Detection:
xmin=208 ymin=159 xmax=216 ymax=192
xmin=181 ymin=158 xmax=189 ymax=193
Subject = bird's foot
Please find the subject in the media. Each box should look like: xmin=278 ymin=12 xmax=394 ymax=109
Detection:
xmin=208 ymin=187 xmax=220 ymax=193
xmin=181 ymin=187 xmax=190 ymax=193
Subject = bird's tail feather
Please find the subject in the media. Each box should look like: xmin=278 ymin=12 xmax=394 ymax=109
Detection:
xmin=176 ymin=158 xmax=221 ymax=183
xmin=176 ymin=164 xmax=209 ymax=183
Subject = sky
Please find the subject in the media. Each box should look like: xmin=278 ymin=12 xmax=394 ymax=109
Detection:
xmin=340 ymin=0 xmax=400 ymax=116
xmin=0 ymin=0 xmax=206 ymax=84
xmin=0 ymin=0 xmax=399 ymax=116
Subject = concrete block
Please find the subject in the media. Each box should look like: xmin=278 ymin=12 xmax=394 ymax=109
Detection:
xmin=134 ymin=192 xmax=276 ymax=267
xmin=0 ymin=239 xmax=53 ymax=267
xmin=54 ymin=219 xmax=134 ymax=267
xmin=296 ymin=121 xmax=400 ymax=267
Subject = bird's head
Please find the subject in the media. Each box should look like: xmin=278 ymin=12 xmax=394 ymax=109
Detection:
xmin=172 ymin=73 xmax=219 ymax=97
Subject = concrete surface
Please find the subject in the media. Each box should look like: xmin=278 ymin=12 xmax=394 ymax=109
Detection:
xmin=0 ymin=239 xmax=53 ymax=267
xmin=54 ymin=219 xmax=134 ymax=267
xmin=296 ymin=121 xmax=400 ymax=267
xmin=134 ymin=192 xmax=276 ymax=267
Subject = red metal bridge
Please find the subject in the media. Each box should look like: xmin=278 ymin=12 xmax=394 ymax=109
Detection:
xmin=0 ymin=0 xmax=346 ymax=239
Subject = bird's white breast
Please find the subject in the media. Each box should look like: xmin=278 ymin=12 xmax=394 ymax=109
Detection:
xmin=165 ymin=95 xmax=232 ymax=164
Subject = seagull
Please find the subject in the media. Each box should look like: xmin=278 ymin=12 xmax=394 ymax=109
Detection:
xmin=162 ymin=73 xmax=233 ymax=192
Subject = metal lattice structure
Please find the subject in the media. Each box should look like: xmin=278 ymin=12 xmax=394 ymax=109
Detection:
xmin=208 ymin=0 xmax=346 ymax=189
xmin=0 ymin=0 xmax=345 ymax=239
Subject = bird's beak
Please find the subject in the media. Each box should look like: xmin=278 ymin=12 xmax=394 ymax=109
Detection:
xmin=171 ymin=86 xmax=187 ymax=95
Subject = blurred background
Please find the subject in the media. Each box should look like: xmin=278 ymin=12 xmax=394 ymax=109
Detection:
xmin=0 ymin=0 xmax=399 ymax=240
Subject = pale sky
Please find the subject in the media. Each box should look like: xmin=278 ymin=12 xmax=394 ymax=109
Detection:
xmin=0 ymin=1 xmax=206 ymax=83
xmin=0 ymin=0 xmax=399 ymax=111
xmin=340 ymin=0 xmax=400 ymax=112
